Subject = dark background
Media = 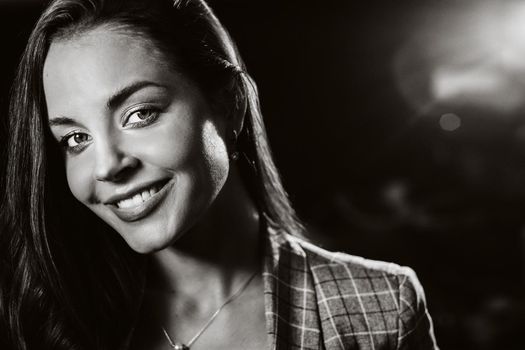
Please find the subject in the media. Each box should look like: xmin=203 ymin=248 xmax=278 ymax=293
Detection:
xmin=2 ymin=0 xmax=525 ymax=349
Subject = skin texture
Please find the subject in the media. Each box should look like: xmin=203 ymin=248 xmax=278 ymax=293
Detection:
xmin=44 ymin=27 xmax=268 ymax=349
xmin=44 ymin=27 xmax=230 ymax=254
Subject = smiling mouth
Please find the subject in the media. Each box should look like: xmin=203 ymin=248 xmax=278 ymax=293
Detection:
xmin=115 ymin=182 xmax=166 ymax=209
xmin=108 ymin=179 xmax=172 ymax=222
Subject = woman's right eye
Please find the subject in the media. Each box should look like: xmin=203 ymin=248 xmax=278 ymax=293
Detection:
xmin=60 ymin=132 xmax=92 ymax=153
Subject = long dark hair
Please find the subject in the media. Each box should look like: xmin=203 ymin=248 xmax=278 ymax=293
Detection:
xmin=1 ymin=0 xmax=302 ymax=349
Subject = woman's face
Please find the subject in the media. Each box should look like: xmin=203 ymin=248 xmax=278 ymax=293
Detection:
xmin=44 ymin=27 xmax=230 ymax=253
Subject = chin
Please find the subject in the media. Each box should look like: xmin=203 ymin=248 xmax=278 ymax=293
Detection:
xmin=115 ymin=223 xmax=180 ymax=254
xmin=125 ymin=232 xmax=173 ymax=254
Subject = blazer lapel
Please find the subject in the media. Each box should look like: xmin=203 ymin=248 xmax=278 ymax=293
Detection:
xmin=263 ymin=229 xmax=323 ymax=350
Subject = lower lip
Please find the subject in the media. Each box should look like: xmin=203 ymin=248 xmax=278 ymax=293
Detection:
xmin=108 ymin=180 xmax=173 ymax=222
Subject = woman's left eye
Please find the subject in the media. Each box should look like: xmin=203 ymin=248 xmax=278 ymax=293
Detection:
xmin=124 ymin=108 xmax=160 ymax=127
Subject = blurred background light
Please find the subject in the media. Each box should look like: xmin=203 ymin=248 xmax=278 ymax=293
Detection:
xmin=395 ymin=0 xmax=525 ymax=116
xmin=440 ymin=113 xmax=461 ymax=131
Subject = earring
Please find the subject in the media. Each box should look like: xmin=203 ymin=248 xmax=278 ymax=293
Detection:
xmin=230 ymin=130 xmax=239 ymax=161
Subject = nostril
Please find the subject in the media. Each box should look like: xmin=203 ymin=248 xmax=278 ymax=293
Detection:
xmin=121 ymin=155 xmax=139 ymax=169
xmin=95 ymin=154 xmax=140 ymax=182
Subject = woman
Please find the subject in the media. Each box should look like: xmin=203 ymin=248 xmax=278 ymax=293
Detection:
xmin=0 ymin=0 xmax=439 ymax=349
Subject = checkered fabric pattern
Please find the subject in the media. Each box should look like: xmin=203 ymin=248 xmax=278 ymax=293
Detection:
xmin=263 ymin=228 xmax=439 ymax=350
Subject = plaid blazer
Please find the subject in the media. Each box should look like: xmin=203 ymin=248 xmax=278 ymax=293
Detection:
xmin=263 ymin=228 xmax=439 ymax=350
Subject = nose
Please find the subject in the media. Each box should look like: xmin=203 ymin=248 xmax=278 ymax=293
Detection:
xmin=94 ymin=139 xmax=139 ymax=182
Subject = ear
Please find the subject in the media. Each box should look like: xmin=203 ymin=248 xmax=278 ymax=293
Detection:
xmin=231 ymin=88 xmax=247 ymax=137
xmin=217 ymin=76 xmax=247 ymax=137
xmin=213 ymin=75 xmax=247 ymax=137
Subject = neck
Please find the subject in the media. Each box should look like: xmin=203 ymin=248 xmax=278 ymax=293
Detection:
xmin=147 ymin=165 xmax=262 ymax=309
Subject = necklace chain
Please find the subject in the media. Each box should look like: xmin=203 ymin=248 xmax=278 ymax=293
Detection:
xmin=162 ymin=271 xmax=258 ymax=349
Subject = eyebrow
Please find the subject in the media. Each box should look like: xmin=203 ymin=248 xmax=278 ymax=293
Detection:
xmin=48 ymin=116 xmax=78 ymax=127
xmin=106 ymin=80 xmax=168 ymax=110
xmin=48 ymin=80 xmax=168 ymax=127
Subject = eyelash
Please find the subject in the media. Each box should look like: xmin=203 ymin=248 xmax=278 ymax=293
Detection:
xmin=59 ymin=131 xmax=92 ymax=154
xmin=123 ymin=106 xmax=161 ymax=128
xmin=59 ymin=106 xmax=161 ymax=155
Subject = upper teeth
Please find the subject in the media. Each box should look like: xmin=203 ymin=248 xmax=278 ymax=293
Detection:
xmin=116 ymin=186 xmax=160 ymax=209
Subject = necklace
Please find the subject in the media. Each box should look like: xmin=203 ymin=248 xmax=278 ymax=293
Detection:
xmin=162 ymin=271 xmax=258 ymax=350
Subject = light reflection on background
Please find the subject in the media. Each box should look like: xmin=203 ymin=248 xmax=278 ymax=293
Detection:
xmin=395 ymin=0 xmax=525 ymax=117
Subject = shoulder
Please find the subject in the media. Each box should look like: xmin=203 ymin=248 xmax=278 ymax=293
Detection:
xmin=285 ymin=232 xmax=416 ymax=283
xmin=279 ymin=232 xmax=439 ymax=349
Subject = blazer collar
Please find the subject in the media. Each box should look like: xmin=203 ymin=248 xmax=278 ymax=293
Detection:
xmin=263 ymin=228 xmax=323 ymax=350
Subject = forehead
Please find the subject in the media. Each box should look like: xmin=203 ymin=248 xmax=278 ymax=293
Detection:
xmin=43 ymin=27 xmax=175 ymax=114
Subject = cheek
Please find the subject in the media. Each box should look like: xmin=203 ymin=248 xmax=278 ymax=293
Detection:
xmin=201 ymin=119 xmax=229 ymax=187
xmin=138 ymin=116 xmax=229 ymax=180
xmin=132 ymin=112 xmax=199 ymax=168
xmin=65 ymin=159 xmax=93 ymax=204
xmin=173 ymin=120 xmax=229 ymax=231
xmin=150 ymin=118 xmax=229 ymax=209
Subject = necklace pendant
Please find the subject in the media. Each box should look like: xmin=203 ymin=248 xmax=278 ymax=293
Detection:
xmin=173 ymin=343 xmax=189 ymax=350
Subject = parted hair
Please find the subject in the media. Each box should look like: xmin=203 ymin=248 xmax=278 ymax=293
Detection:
xmin=0 ymin=0 xmax=302 ymax=349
